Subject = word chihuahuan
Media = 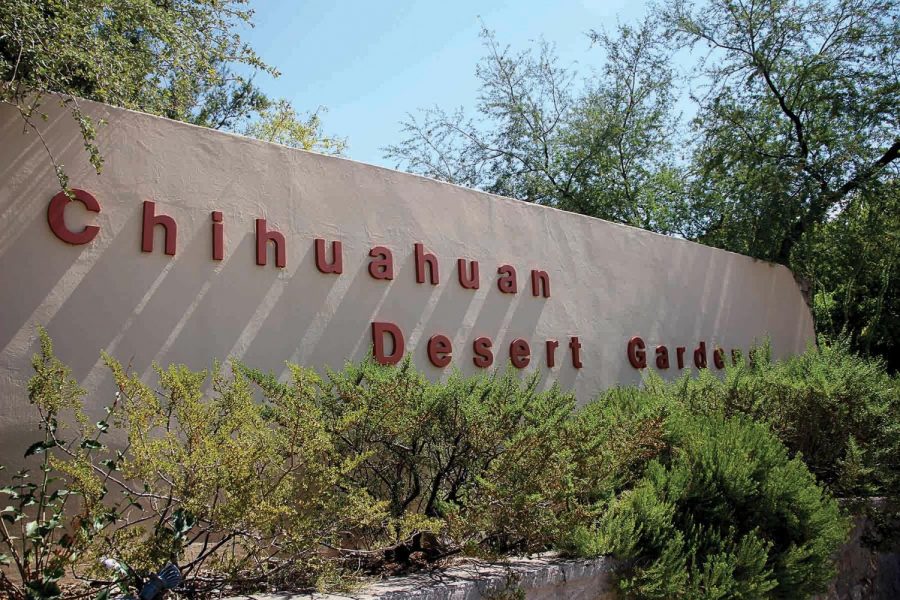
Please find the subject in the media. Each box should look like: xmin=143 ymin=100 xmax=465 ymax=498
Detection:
xmin=47 ymin=190 xmax=581 ymax=371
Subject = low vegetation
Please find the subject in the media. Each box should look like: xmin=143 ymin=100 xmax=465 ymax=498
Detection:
xmin=4 ymin=330 xmax=898 ymax=599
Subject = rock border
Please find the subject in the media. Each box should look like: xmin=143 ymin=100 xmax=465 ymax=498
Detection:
xmin=228 ymin=554 xmax=619 ymax=600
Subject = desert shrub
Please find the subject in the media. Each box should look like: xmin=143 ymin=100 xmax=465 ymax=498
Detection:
xmin=0 ymin=329 xmax=383 ymax=600
xmin=449 ymin=375 xmax=576 ymax=554
xmin=565 ymin=408 xmax=849 ymax=600
xmin=2 ymin=332 xmax=858 ymax=599
xmin=567 ymin=385 xmax=673 ymax=507
xmin=242 ymin=358 xmax=580 ymax=561
xmin=106 ymin=357 xmax=385 ymax=587
xmin=669 ymin=339 xmax=900 ymax=501
xmin=0 ymin=329 xmax=97 ymax=600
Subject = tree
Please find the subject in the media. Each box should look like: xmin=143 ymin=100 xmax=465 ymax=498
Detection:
xmin=242 ymin=99 xmax=347 ymax=155
xmin=664 ymin=0 xmax=900 ymax=263
xmin=660 ymin=0 xmax=899 ymax=366
xmin=384 ymin=21 xmax=690 ymax=235
xmin=387 ymin=3 xmax=899 ymax=365
xmin=0 ymin=0 xmax=345 ymax=187
xmin=801 ymin=178 xmax=900 ymax=370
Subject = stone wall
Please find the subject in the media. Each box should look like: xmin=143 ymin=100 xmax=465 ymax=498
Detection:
xmin=815 ymin=515 xmax=900 ymax=600
xmin=231 ymin=555 xmax=618 ymax=600
xmin=230 ymin=528 xmax=900 ymax=600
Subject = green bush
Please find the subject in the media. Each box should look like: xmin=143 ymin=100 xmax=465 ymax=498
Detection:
xmin=242 ymin=357 xmax=579 ymax=558
xmin=671 ymin=339 xmax=900 ymax=501
xmin=1 ymin=331 xmax=859 ymax=599
xmin=565 ymin=409 xmax=849 ymax=599
xmin=0 ymin=329 xmax=385 ymax=599
xmin=566 ymin=386 xmax=673 ymax=508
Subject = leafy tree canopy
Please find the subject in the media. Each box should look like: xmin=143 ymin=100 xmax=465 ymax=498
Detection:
xmin=666 ymin=0 xmax=899 ymax=367
xmin=384 ymin=21 xmax=691 ymax=236
xmin=386 ymin=0 xmax=900 ymax=368
xmin=666 ymin=0 xmax=899 ymax=263
xmin=0 ymin=0 xmax=344 ymax=188
xmin=242 ymin=99 xmax=347 ymax=155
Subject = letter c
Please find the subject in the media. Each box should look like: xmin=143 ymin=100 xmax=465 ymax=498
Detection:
xmin=47 ymin=189 xmax=101 ymax=245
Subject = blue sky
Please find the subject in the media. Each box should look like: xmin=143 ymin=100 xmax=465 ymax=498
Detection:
xmin=240 ymin=0 xmax=654 ymax=168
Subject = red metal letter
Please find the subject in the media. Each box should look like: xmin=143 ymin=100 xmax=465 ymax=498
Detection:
xmin=510 ymin=338 xmax=530 ymax=369
xmin=428 ymin=334 xmax=452 ymax=368
xmin=545 ymin=339 xmax=559 ymax=368
xmin=655 ymin=345 xmax=670 ymax=369
xmin=713 ymin=348 xmax=725 ymax=369
xmin=256 ymin=218 xmax=286 ymax=268
xmin=458 ymin=258 xmax=480 ymax=289
xmin=497 ymin=265 xmax=517 ymax=294
xmin=142 ymin=200 xmax=177 ymax=256
xmin=569 ymin=336 xmax=583 ymax=368
xmin=473 ymin=337 xmax=494 ymax=368
xmin=627 ymin=336 xmax=647 ymax=369
xmin=676 ymin=347 xmax=686 ymax=369
xmin=212 ymin=211 xmax=224 ymax=261
xmin=694 ymin=341 xmax=708 ymax=369
xmin=415 ymin=242 xmax=439 ymax=285
xmin=315 ymin=238 xmax=343 ymax=274
xmin=372 ymin=322 xmax=404 ymax=365
xmin=530 ymin=270 xmax=550 ymax=298
xmin=368 ymin=246 xmax=394 ymax=280
xmin=47 ymin=189 xmax=100 ymax=245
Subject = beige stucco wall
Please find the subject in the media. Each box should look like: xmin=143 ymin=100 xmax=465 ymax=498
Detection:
xmin=0 ymin=98 xmax=814 ymax=454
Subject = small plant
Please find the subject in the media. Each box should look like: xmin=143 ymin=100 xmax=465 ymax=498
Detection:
xmin=0 ymin=327 xmax=120 ymax=600
xmin=564 ymin=409 xmax=849 ymax=599
xmin=0 ymin=329 xmax=385 ymax=599
xmin=482 ymin=569 xmax=525 ymax=600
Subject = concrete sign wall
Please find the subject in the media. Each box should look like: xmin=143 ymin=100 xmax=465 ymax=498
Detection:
xmin=0 ymin=99 xmax=815 ymax=449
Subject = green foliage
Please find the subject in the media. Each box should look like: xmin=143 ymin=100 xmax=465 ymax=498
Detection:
xmin=0 ymin=328 xmax=95 ymax=600
xmin=566 ymin=410 xmax=848 ymax=599
xmin=0 ymin=0 xmax=269 ymax=186
xmin=0 ymin=329 xmax=382 ymax=600
xmin=556 ymin=340 xmax=897 ymax=597
xmin=0 ymin=0 xmax=344 ymax=189
xmin=669 ymin=339 xmax=900 ymax=501
xmin=0 ymin=0 xmax=273 ymax=124
xmin=661 ymin=0 xmax=900 ymax=368
xmin=242 ymin=99 xmax=347 ymax=156
xmin=242 ymin=357 xmax=578 ymax=557
xmin=801 ymin=180 xmax=900 ymax=371
xmin=3 ymin=333 xmax=861 ymax=598
xmin=384 ymin=21 xmax=690 ymax=235
xmin=664 ymin=0 xmax=899 ymax=264
xmin=567 ymin=386 xmax=672 ymax=507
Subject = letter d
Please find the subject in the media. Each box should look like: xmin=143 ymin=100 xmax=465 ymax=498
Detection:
xmin=694 ymin=341 xmax=707 ymax=369
xmin=372 ymin=322 xmax=405 ymax=365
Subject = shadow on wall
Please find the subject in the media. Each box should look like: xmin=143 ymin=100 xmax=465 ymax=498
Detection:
xmin=298 ymin=250 xmax=415 ymax=372
xmin=0 ymin=209 xmax=82 ymax=352
xmin=3 ymin=205 xmax=782 ymax=394
xmin=1 ymin=113 xmax=811 ymax=433
xmin=0 ymin=108 xmax=109 ymax=355
xmin=3 ymin=195 xmax=556 ymax=413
